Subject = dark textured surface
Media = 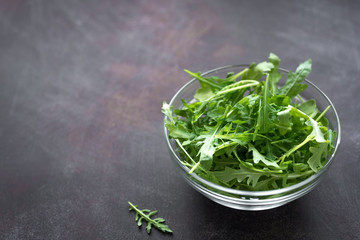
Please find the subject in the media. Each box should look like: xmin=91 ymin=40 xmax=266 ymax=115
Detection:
xmin=0 ymin=0 xmax=359 ymax=239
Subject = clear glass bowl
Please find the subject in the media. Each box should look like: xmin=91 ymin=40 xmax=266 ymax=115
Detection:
xmin=164 ymin=65 xmax=341 ymax=211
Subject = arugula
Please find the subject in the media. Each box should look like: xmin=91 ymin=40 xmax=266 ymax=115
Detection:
xmin=248 ymin=143 xmax=279 ymax=168
xmin=128 ymin=202 xmax=173 ymax=234
xmin=163 ymin=53 xmax=336 ymax=191
xmin=213 ymin=165 xmax=266 ymax=187
xmin=279 ymin=59 xmax=312 ymax=98
xmin=268 ymin=53 xmax=283 ymax=95
xmin=308 ymin=143 xmax=328 ymax=172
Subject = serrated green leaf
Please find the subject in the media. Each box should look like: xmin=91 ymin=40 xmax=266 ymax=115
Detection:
xmin=162 ymin=102 xmax=174 ymax=123
xmin=128 ymin=202 xmax=172 ymax=235
xmin=306 ymin=118 xmax=326 ymax=143
xmin=165 ymin=121 xmax=195 ymax=139
xmin=213 ymin=165 xmax=265 ymax=187
xmin=308 ymin=143 xmax=328 ymax=172
xmin=248 ymin=143 xmax=279 ymax=168
xmin=279 ymin=59 xmax=312 ymax=98
xmin=197 ymin=133 xmax=217 ymax=170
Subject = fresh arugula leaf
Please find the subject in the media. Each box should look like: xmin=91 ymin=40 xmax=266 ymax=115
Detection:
xmin=297 ymin=99 xmax=317 ymax=115
xmin=248 ymin=143 xmax=280 ymax=168
xmin=165 ymin=122 xmax=195 ymax=139
xmin=279 ymin=59 xmax=312 ymax=98
xmin=277 ymin=106 xmax=292 ymax=135
xmin=197 ymin=130 xmax=218 ymax=171
xmin=327 ymin=129 xmax=336 ymax=149
xmin=194 ymin=84 xmax=215 ymax=101
xmin=213 ymin=165 xmax=266 ymax=187
xmin=307 ymin=143 xmax=328 ymax=172
xmin=268 ymin=53 xmax=283 ymax=96
xmin=244 ymin=61 xmax=274 ymax=80
xmin=162 ymin=101 xmax=174 ymax=123
xmin=306 ymin=117 xmax=327 ymax=143
xmin=255 ymin=73 xmax=273 ymax=134
xmin=128 ymin=202 xmax=172 ymax=234
xmin=184 ymin=70 xmax=223 ymax=90
xmin=195 ymin=109 xmax=229 ymax=171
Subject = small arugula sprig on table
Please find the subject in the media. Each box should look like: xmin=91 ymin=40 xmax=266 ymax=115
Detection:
xmin=128 ymin=202 xmax=173 ymax=234
xmin=163 ymin=53 xmax=336 ymax=191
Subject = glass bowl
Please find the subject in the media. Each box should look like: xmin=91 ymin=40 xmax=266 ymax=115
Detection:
xmin=164 ymin=65 xmax=341 ymax=211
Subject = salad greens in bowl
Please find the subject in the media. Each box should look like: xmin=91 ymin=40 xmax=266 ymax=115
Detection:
xmin=163 ymin=53 xmax=340 ymax=210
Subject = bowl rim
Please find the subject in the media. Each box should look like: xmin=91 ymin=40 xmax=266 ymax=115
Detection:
xmin=164 ymin=64 xmax=341 ymax=197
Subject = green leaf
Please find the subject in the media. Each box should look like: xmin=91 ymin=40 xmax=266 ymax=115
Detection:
xmin=244 ymin=61 xmax=274 ymax=80
xmin=277 ymin=106 xmax=292 ymax=135
xmin=207 ymin=106 xmax=226 ymax=120
xmin=194 ymin=84 xmax=215 ymax=101
xmin=269 ymin=95 xmax=290 ymax=106
xmin=268 ymin=53 xmax=283 ymax=95
xmin=308 ymin=143 xmax=328 ymax=172
xmin=198 ymin=136 xmax=216 ymax=170
xmin=268 ymin=53 xmax=280 ymax=68
xmin=248 ymin=143 xmax=280 ymax=168
xmin=255 ymin=73 xmax=273 ymax=133
xmin=297 ymin=99 xmax=317 ymax=115
xmin=138 ymin=218 xmax=143 ymax=226
xmin=128 ymin=202 xmax=173 ymax=235
xmin=306 ymin=118 xmax=326 ymax=143
xmin=197 ymin=126 xmax=220 ymax=170
xmin=165 ymin=122 xmax=195 ymax=139
xmin=293 ymin=163 xmax=309 ymax=173
xmin=146 ymin=222 xmax=152 ymax=233
xmin=213 ymin=165 xmax=266 ymax=187
xmin=279 ymin=59 xmax=312 ymax=98
xmin=327 ymin=129 xmax=336 ymax=149
xmin=184 ymin=69 xmax=222 ymax=90
xmin=162 ymin=102 xmax=174 ymax=123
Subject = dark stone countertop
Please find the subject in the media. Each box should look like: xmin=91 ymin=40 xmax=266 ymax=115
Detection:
xmin=0 ymin=0 xmax=359 ymax=239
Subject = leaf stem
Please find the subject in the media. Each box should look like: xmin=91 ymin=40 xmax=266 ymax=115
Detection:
xmin=315 ymin=105 xmax=331 ymax=122
xmin=216 ymin=82 xmax=259 ymax=95
xmin=227 ymin=68 xmax=249 ymax=82
xmin=297 ymin=94 xmax=305 ymax=104
xmin=175 ymin=139 xmax=196 ymax=164
xmin=175 ymin=139 xmax=206 ymax=173
xmin=261 ymin=74 xmax=270 ymax=131
xmin=279 ymin=135 xmax=315 ymax=163
xmin=270 ymin=170 xmax=314 ymax=179
xmin=215 ymin=132 xmax=272 ymax=141
xmin=189 ymin=161 xmax=201 ymax=174
xmin=216 ymin=141 xmax=238 ymax=151
xmin=128 ymin=202 xmax=155 ymax=224
xmin=184 ymin=69 xmax=222 ymax=89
